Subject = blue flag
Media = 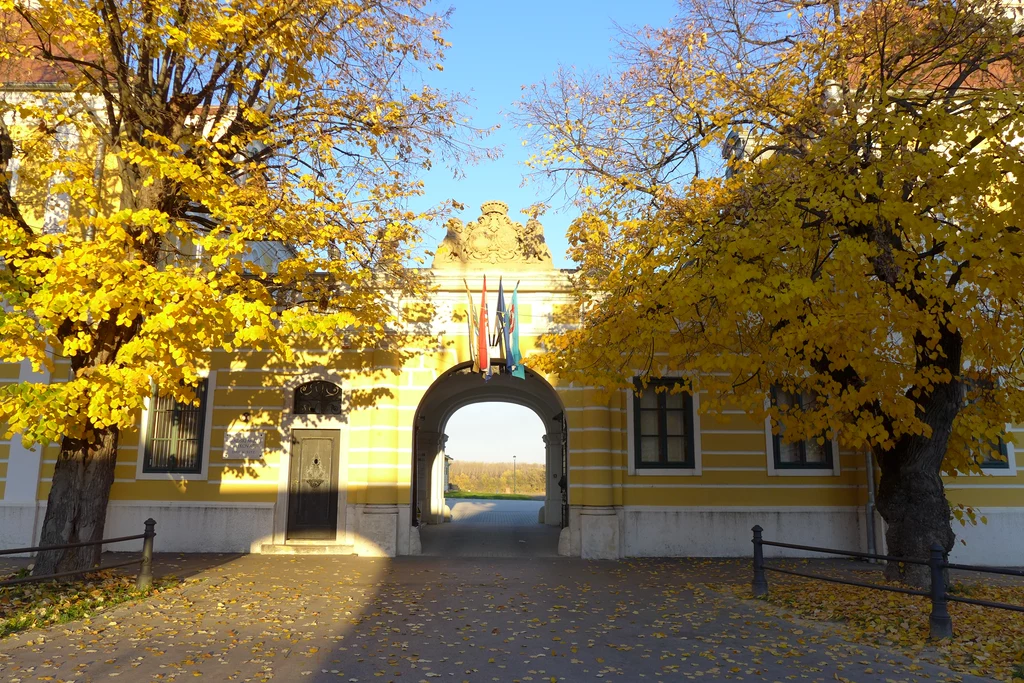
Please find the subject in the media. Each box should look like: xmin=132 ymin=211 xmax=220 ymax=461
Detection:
xmin=495 ymin=278 xmax=511 ymax=361
xmin=509 ymin=282 xmax=524 ymax=379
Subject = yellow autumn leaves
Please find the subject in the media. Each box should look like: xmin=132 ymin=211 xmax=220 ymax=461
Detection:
xmin=520 ymin=0 xmax=1024 ymax=476
xmin=0 ymin=0 xmax=478 ymax=446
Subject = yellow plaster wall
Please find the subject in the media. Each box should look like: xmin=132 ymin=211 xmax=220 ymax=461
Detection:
xmin=87 ymin=342 xmax=1024 ymax=512
xmin=4 ymin=299 xmax=1019 ymax=517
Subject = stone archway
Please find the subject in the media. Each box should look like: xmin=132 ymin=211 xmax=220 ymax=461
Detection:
xmin=411 ymin=361 xmax=567 ymax=534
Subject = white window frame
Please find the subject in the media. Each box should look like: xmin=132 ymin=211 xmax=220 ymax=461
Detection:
xmin=136 ymin=370 xmax=215 ymax=481
xmin=975 ymin=426 xmax=1018 ymax=477
xmin=763 ymin=394 xmax=841 ymax=477
xmin=626 ymin=380 xmax=703 ymax=477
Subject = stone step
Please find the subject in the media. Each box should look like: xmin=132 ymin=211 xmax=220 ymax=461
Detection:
xmin=260 ymin=543 xmax=356 ymax=555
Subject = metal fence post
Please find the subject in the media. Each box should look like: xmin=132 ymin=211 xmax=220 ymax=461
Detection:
xmin=928 ymin=542 xmax=952 ymax=639
xmin=752 ymin=525 xmax=768 ymax=596
xmin=136 ymin=518 xmax=156 ymax=590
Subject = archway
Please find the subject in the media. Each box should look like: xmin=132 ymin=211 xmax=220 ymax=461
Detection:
xmin=412 ymin=361 xmax=568 ymax=554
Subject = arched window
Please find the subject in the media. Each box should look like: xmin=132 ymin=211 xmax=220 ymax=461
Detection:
xmin=293 ymin=380 xmax=342 ymax=415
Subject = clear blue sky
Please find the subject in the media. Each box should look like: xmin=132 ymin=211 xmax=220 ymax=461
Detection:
xmin=420 ymin=2 xmax=678 ymax=463
xmin=414 ymin=0 xmax=679 ymax=268
xmin=445 ymin=402 xmax=547 ymax=464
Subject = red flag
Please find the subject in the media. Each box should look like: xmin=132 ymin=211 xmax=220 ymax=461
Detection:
xmin=477 ymin=276 xmax=489 ymax=377
xmin=463 ymin=279 xmax=479 ymax=373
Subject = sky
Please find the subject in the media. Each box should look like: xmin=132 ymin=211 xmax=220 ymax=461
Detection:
xmin=414 ymin=0 xmax=680 ymax=269
xmin=417 ymin=2 xmax=679 ymax=462
xmin=445 ymin=402 xmax=547 ymax=464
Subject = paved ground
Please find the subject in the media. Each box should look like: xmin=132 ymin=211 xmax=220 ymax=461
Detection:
xmin=420 ymin=498 xmax=559 ymax=558
xmin=447 ymin=498 xmax=544 ymax=525
xmin=0 ymin=554 xmax=996 ymax=683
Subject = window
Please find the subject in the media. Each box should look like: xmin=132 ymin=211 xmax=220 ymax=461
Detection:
xmin=962 ymin=378 xmax=1012 ymax=471
xmin=769 ymin=388 xmax=835 ymax=470
xmin=980 ymin=439 xmax=1011 ymax=470
xmin=633 ymin=379 xmax=696 ymax=469
xmin=143 ymin=379 xmax=209 ymax=474
xmin=294 ymin=380 xmax=342 ymax=415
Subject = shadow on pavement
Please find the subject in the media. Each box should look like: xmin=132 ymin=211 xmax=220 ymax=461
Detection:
xmin=0 ymin=555 xmax=996 ymax=683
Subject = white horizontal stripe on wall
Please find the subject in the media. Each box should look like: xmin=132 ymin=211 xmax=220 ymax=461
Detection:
xmin=701 ymin=467 xmax=767 ymax=472
xmin=945 ymin=483 xmax=1024 ymax=489
xmin=701 ymin=429 xmax=768 ymax=435
xmin=209 ymin=405 xmax=283 ymax=411
xmin=701 ymin=450 xmax=766 ymax=456
xmin=622 ymin=505 xmax=862 ymax=512
xmin=344 ymin=481 xmax=411 ymax=488
xmin=109 ymin=499 xmax=276 ymax=508
xmin=573 ymin=483 xmax=859 ymax=489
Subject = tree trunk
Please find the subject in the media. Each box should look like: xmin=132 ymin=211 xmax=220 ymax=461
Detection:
xmin=32 ymin=427 xmax=120 ymax=577
xmin=874 ymin=381 xmax=959 ymax=588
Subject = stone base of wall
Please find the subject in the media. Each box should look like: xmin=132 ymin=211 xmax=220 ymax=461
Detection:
xmin=2 ymin=501 xmax=1019 ymax=564
xmin=0 ymin=502 xmax=42 ymax=555
xmin=946 ymin=507 xmax=1024 ymax=566
xmin=566 ymin=505 xmax=1024 ymax=565
xmin=559 ymin=505 xmax=873 ymax=560
xmin=0 ymin=501 xmax=277 ymax=555
xmin=350 ymin=504 xmax=416 ymax=557
xmin=619 ymin=506 xmax=866 ymax=558
xmin=106 ymin=502 xmax=276 ymax=553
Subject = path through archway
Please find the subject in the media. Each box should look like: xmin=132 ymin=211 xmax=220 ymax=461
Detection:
xmin=412 ymin=362 xmax=567 ymax=557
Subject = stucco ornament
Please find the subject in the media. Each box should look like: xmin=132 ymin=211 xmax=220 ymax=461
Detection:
xmin=432 ymin=201 xmax=554 ymax=270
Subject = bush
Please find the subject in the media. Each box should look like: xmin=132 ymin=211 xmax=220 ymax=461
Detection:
xmin=448 ymin=461 xmax=546 ymax=495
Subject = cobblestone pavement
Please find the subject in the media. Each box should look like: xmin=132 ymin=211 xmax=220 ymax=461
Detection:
xmin=419 ymin=498 xmax=558 ymax=558
xmin=0 ymin=554 xmax=997 ymax=683
xmin=447 ymin=498 xmax=544 ymax=525
xmin=420 ymin=499 xmax=556 ymax=558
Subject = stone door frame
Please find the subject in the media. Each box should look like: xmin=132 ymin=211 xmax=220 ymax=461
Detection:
xmin=286 ymin=428 xmax=341 ymax=540
xmin=274 ymin=369 xmax=350 ymax=545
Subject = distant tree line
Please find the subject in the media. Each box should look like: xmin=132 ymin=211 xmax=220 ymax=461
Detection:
xmin=448 ymin=461 xmax=546 ymax=495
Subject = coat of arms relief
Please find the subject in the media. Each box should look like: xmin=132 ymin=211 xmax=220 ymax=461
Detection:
xmin=431 ymin=201 xmax=554 ymax=271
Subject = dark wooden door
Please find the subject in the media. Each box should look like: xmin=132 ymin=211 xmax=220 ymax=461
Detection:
xmin=287 ymin=429 xmax=339 ymax=540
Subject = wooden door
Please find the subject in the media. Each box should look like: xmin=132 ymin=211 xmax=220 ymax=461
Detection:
xmin=287 ymin=429 xmax=339 ymax=540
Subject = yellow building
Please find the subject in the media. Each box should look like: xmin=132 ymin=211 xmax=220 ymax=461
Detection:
xmin=0 ymin=201 xmax=1021 ymax=563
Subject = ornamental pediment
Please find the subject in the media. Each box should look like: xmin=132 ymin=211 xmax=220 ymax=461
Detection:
xmin=431 ymin=201 xmax=554 ymax=271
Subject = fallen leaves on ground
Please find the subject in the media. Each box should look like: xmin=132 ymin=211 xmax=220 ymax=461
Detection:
xmin=1 ymin=555 xmax=1000 ymax=681
xmin=722 ymin=565 xmax=1024 ymax=682
xmin=0 ymin=569 xmax=176 ymax=638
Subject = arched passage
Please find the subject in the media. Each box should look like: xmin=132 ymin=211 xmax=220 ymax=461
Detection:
xmin=412 ymin=362 xmax=568 ymax=537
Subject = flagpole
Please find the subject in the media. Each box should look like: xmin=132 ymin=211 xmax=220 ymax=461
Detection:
xmin=463 ymin=278 xmax=478 ymax=373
